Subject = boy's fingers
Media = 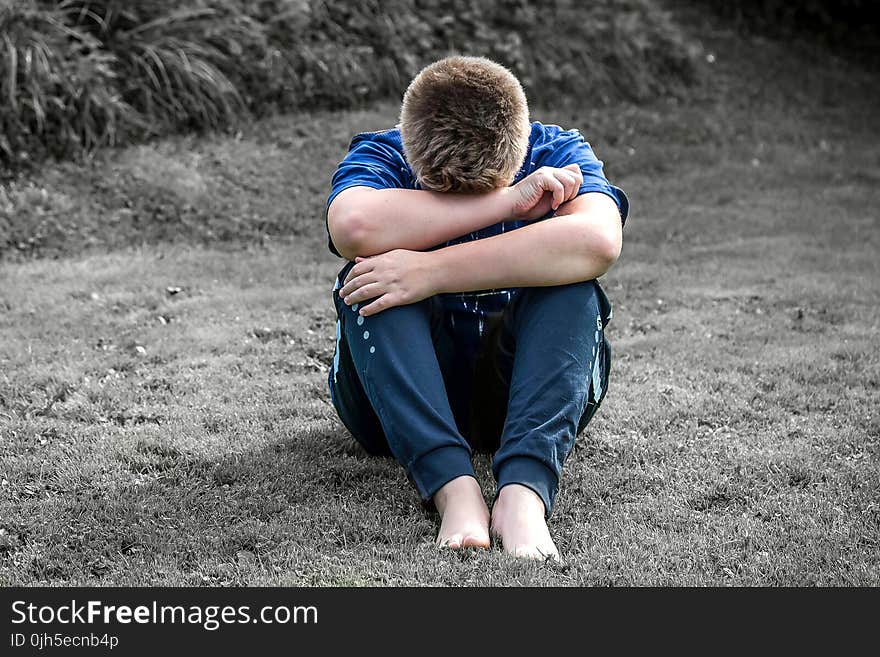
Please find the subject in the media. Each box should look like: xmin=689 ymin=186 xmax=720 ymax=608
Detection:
xmin=343 ymin=260 xmax=374 ymax=286
xmin=339 ymin=273 xmax=376 ymax=298
xmin=551 ymin=169 xmax=574 ymax=210
xmin=556 ymin=170 xmax=579 ymax=199
xmin=551 ymin=178 xmax=565 ymax=210
xmin=568 ymin=172 xmax=582 ymax=198
xmin=344 ymin=282 xmax=384 ymax=305
xmin=562 ymin=164 xmax=583 ymax=190
xmin=359 ymin=295 xmax=390 ymax=316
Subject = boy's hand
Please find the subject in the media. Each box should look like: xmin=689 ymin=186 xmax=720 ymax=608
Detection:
xmin=340 ymin=250 xmax=439 ymax=316
xmin=508 ymin=163 xmax=583 ymax=220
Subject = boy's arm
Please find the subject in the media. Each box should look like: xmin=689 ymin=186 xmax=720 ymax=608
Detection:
xmin=328 ymin=187 xmax=511 ymax=260
xmin=327 ymin=165 xmax=584 ymax=260
xmin=432 ymin=191 xmax=622 ymax=291
xmin=338 ymin=191 xmax=622 ymax=317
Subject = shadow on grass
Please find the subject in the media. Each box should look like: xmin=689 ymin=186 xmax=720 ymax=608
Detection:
xmin=7 ymin=419 xmax=447 ymax=586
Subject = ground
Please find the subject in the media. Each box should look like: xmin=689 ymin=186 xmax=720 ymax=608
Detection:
xmin=1 ymin=15 xmax=878 ymax=585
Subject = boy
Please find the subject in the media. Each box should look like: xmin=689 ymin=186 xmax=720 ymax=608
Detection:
xmin=325 ymin=56 xmax=628 ymax=561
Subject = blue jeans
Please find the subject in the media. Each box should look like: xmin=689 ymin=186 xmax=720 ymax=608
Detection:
xmin=327 ymin=262 xmax=612 ymax=517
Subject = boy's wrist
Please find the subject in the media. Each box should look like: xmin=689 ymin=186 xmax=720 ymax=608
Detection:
xmin=494 ymin=186 xmax=518 ymax=221
xmin=425 ymin=247 xmax=454 ymax=295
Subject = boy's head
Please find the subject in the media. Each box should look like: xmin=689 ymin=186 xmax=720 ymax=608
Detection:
xmin=399 ymin=56 xmax=530 ymax=194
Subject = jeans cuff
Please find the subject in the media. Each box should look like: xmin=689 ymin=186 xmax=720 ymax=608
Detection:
xmin=495 ymin=456 xmax=558 ymax=518
xmin=409 ymin=444 xmax=475 ymax=503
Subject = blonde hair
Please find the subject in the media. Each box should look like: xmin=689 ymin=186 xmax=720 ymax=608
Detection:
xmin=399 ymin=56 xmax=530 ymax=193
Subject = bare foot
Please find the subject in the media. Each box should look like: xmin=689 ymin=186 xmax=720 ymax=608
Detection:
xmin=491 ymin=484 xmax=560 ymax=562
xmin=433 ymin=475 xmax=491 ymax=549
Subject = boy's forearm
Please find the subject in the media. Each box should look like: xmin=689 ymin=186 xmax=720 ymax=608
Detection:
xmin=431 ymin=193 xmax=622 ymax=292
xmin=328 ymin=186 xmax=514 ymax=259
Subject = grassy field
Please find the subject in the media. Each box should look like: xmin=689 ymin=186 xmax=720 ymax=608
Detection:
xmin=1 ymin=17 xmax=879 ymax=585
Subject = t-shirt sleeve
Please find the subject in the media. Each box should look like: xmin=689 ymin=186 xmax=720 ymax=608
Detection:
xmin=325 ymin=135 xmax=410 ymax=257
xmin=534 ymin=127 xmax=629 ymax=226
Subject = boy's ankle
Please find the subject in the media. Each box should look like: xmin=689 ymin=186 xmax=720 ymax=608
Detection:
xmin=433 ymin=475 xmax=481 ymax=515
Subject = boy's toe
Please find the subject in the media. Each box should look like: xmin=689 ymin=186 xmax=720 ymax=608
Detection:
xmin=437 ymin=533 xmax=463 ymax=549
xmin=461 ymin=533 xmax=491 ymax=549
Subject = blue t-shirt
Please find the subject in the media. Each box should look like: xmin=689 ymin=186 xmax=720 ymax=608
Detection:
xmin=326 ymin=123 xmax=629 ymax=350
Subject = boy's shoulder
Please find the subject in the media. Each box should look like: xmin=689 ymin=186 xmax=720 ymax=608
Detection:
xmin=349 ymin=127 xmax=404 ymax=151
xmin=528 ymin=121 xmax=586 ymax=148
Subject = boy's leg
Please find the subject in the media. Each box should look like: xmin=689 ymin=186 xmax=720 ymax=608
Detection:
xmin=328 ymin=264 xmax=489 ymax=546
xmin=485 ymin=279 xmax=611 ymax=558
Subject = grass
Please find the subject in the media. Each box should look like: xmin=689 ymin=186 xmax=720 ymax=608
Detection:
xmin=1 ymin=14 xmax=879 ymax=585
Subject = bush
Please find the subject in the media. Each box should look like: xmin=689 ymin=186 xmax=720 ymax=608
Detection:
xmin=1 ymin=0 xmax=264 ymax=169
xmin=703 ymin=1 xmax=877 ymax=44
xmin=0 ymin=0 xmax=702 ymax=171
xmin=229 ymin=0 xmax=702 ymax=111
xmin=0 ymin=1 xmax=136 ymax=165
xmin=60 ymin=1 xmax=276 ymax=129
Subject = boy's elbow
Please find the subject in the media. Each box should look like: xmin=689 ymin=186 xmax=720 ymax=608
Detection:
xmin=601 ymin=231 xmax=623 ymax=267
xmin=562 ymin=196 xmax=622 ymax=276
xmin=584 ymin=219 xmax=623 ymax=277
xmin=328 ymin=204 xmax=370 ymax=260
xmin=588 ymin=224 xmax=622 ymax=275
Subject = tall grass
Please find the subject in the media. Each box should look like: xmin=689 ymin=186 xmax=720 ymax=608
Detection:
xmin=1 ymin=0 xmax=703 ymax=171
xmin=1 ymin=0 xmax=262 ymax=169
xmin=0 ymin=2 xmax=135 ymax=164
xmin=59 ymin=1 xmax=261 ymax=129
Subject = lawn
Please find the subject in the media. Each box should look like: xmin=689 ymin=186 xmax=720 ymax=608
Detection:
xmin=1 ymin=17 xmax=878 ymax=585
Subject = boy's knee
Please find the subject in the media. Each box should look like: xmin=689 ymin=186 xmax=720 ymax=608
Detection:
xmin=513 ymin=280 xmax=601 ymax=318
xmin=529 ymin=279 xmax=596 ymax=298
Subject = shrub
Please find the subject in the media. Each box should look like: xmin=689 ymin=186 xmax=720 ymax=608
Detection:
xmin=0 ymin=0 xmax=703 ymax=171
xmin=0 ymin=1 xmax=136 ymax=165
xmin=227 ymin=0 xmax=702 ymax=111
xmin=1 ymin=0 xmax=265 ymax=170
xmin=57 ymin=1 xmax=263 ymax=130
